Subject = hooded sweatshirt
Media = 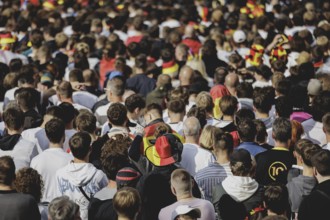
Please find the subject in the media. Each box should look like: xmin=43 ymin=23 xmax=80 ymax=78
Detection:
xmin=287 ymin=175 xmax=316 ymax=213
xmin=222 ymin=176 xmax=259 ymax=202
xmin=56 ymin=162 xmax=108 ymax=220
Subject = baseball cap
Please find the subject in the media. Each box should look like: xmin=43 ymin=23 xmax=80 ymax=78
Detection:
xmin=233 ymin=30 xmax=246 ymax=43
xmin=116 ymin=167 xmax=141 ymax=189
xmin=171 ymin=205 xmax=201 ymax=220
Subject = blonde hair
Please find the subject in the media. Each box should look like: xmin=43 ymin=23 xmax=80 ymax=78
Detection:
xmin=199 ymin=125 xmax=222 ymax=151
xmin=195 ymin=92 xmax=214 ymax=114
xmin=186 ymin=58 xmax=208 ymax=79
xmin=113 ymin=187 xmax=141 ymax=219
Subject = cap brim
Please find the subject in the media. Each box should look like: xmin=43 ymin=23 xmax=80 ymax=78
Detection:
xmin=145 ymin=146 xmax=176 ymax=167
xmin=172 ymin=206 xmax=201 ymax=220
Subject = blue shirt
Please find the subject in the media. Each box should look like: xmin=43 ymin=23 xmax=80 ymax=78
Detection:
xmin=237 ymin=142 xmax=266 ymax=157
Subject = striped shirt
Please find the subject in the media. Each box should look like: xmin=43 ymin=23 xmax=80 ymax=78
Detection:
xmin=195 ymin=162 xmax=232 ymax=202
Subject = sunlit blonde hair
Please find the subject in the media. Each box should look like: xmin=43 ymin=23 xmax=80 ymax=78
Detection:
xmin=199 ymin=125 xmax=222 ymax=151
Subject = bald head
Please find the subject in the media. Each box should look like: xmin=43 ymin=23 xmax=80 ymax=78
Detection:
xmin=184 ymin=25 xmax=195 ymax=38
xmin=179 ymin=66 xmax=194 ymax=86
xmin=183 ymin=117 xmax=201 ymax=137
xmin=225 ymin=73 xmax=239 ymax=88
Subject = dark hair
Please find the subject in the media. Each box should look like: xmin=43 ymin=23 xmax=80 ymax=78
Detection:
xmin=275 ymin=96 xmax=293 ymax=118
xmin=264 ymin=184 xmax=289 ymax=215
xmin=15 ymin=88 xmax=37 ymax=111
xmin=187 ymin=107 xmax=207 ymax=129
xmin=146 ymin=103 xmax=163 ymax=117
xmin=3 ymin=107 xmax=24 ymax=130
xmin=234 ymin=108 xmax=255 ymax=126
xmin=69 ymin=132 xmax=91 ymax=160
xmin=311 ymin=149 xmax=330 ymax=176
xmin=168 ymin=99 xmax=185 ymax=114
xmin=135 ymin=54 xmax=147 ymax=70
xmin=253 ymin=88 xmax=273 ymax=114
xmin=75 ymin=112 xmax=96 ymax=134
xmin=127 ymin=42 xmax=141 ymax=58
xmin=236 ymin=82 xmax=253 ymax=98
xmin=58 ymin=102 xmax=76 ymax=124
xmin=101 ymin=135 xmax=131 ymax=180
xmin=57 ymin=81 xmax=73 ymax=99
xmin=107 ymin=103 xmax=127 ymax=126
xmin=213 ymin=132 xmax=234 ymax=153
xmin=254 ymin=119 xmax=267 ymax=143
xmin=69 ymin=69 xmax=84 ymax=82
xmin=311 ymin=91 xmax=330 ymax=122
xmin=0 ymin=156 xmax=15 ymax=186
xmin=237 ymin=119 xmax=257 ymax=142
xmin=275 ymin=79 xmax=291 ymax=96
xmin=214 ymin=67 xmax=228 ymax=85
xmin=45 ymin=118 xmax=65 ymax=144
xmin=15 ymin=168 xmax=43 ymax=203
xmin=301 ymin=143 xmax=321 ymax=167
xmin=272 ymin=117 xmax=292 ymax=142
xmin=45 ymin=106 xmax=64 ymax=118
xmin=220 ymin=95 xmax=238 ymax=116
xmin=125 ymin=94 xmax=146 ymax=113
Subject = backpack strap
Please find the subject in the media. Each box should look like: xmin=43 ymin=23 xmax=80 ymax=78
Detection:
xmin=78 ymin=186 xmax=91 ymax=201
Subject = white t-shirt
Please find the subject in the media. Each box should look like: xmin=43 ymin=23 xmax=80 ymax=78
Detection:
xmin=168 ymin=122 xmax=184 ymax=136
xmin=21 ymin=127 xmax=45 ymax=153
xmin=180 ymin=143 xmax=216 ymax=177
xmin=302 ymin=118 xmax=326 ymax=145
xmin=31 ymin=148 xmax=73 ymax=202
xmin=0 ymin=137 xmax=38 ymax=171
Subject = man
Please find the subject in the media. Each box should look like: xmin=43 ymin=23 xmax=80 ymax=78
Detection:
xmin=58 ymin=102 xmax=77 ymax=152
xmin=48 ymin=196 xmax=81 ymax=220
xmin=255 ymin=118 xmax=295 ymax=185
xmin=22 ymin=105 xmax=63 ymax=153
xmin=0 ymin=107 xmax=38 ymax=170
xmin=159 ymin=168 xmax=216 ymax=220
xmin=298 ymin=150 xmax=330 ymax=220
xmin=31 ymin=118 xmax=73 ymax=203
xmin=95 ymin=76 xmax=125 ymax=125
xmin=146 ymin=74 xmax=172 ymax=107
xmin=287 ymin=142 xmax=320 ymax=219
xmin=125 ymin=94 xmax=146 ymax=136
xmin=253 ymin=87 xmax=274 ymax=129
xmin=237 ymin=119 xmax=266 ymax=157
xmin=322 ymin=112 xmax=330 ymax=150
xmin=168 ymin=99 xmax=185 ymax=136
xmin=56 ymin=132 xmax=108 ymax=220
xmin=214 ymin=95 xmax=238 ymax=132
xmin=195 ymin=132 xmax=233 ymax=202
xmin=0 ymin=156 xmax=41 ymax=219
xmin=113 ymin=187 xmax=141 ymax=220
xmin=224 ymin=72 xmax=239 ymax=96
xmin=180 ymin=117 xmax=215 ymax=177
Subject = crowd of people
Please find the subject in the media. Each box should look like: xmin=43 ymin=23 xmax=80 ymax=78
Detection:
xmin=0 ymin=0 xmax=330 ymax=219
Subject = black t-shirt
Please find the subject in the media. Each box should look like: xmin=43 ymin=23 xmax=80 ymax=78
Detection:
xmin=255 ymin=147 xmax=295 ymax=186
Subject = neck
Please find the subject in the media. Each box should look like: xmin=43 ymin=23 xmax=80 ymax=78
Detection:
xmin=65 ymin=123 xmax=74 ymax=130
xmin=118 ymin=216 xmax=133 ymax=220
xmin=222 ymin=115 xmax=234 ymax=121
xmin=317 ymin=175 xmax=330 ymax=184
xmin=73 ymin=157 xmax=88 ymax=164
xmin=109 ymin=96 xmax=123 ymax=103
xmin=49 ymin=142 xmax=63 ymax=149
xmin=274 ymin=141 xmax=289 ymax=149
xmin=60 ymin=97 xmax=73 ymax=104
xmin=107 ymin=180 xmax=117 ymax=189
xmin=169 ymin=115 xmax=183 ymax=123
xmin=255 ymin=111 xmax=269 ymax=119
xmin=0 ymin=184 xmax=12 ymax=191
xmin=326 ymin=134 xmax=330 ymax=143
xmin=127 ymin=112 xmax=138 ymax=121
xmin=7 ymin=129 xmax=21 ymax=136
xmin=216 ymin=151 xmax=230 ymax=164
xmin=302 ymin=165 xmax=314 ymax=177
xmin=177 ymin=193 xmax=193 ymax=201
xmin=184 ymin=136 xmax=199 ymax=145
xmin=135 ymin=68 xmax=144 ymax=74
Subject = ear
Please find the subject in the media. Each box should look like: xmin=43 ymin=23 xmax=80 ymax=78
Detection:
xmin=313 ymin=167 xmax=318 ymax=178
xmin=171 ymin=185 xmax=176 ymax=196
xmin=134 ymin=107 xmax=140 ymax=115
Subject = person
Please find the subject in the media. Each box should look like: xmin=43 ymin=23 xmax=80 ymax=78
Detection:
xmin=322 ymin=112 xmax=330 ymax=150
xmin=262 ymin=184 xmax=290 ymax=219
xmin=146 ymin=74 xmax=172 ymax=108
xmin=224 ymin=73 xmax=239 ymax=96
xmin=254 ymin=119 xmax=273 ymax=150
xmin=159 ymin=168 xmax=216 ymax=220
xmin=298 ymin=149 xmax=330 ymax=220
xmin=214 ymin=95 xmax=238 ymax=132
xmin=55 ymin=132 xmax=108 ymax=220
xmin=31 ymin=118 xmax=73 ymax=203
xmin=255 ymin=118 xmax=295 ymax=185
xmin=58 ymin=102 xmax=78 ymax=152
xmin=0 ymin=107 xmax=38 ymax=171
xmin=237 ymin=119 xmax=266 ymax=157
xmin=0 ymin=156 xmax=41 ymax=220
xmin=195 ymin=132 xmax=233 ymax=202
xmin=180 ymin=117 xmax=215 ymax=177
xmin=212 ymin=149 xmax=264 ymax=220
xmin=125 ymin=94 xmax=146 ymax=135
xmin=171 ymin=205 xmax=201 ymax=220
xmin=167 ymin=99 xmax=185 ymax=136
xmin=253 ymin=87 xmax=275 ymax=129
xmin=48 ymin=196 xmax=81 ymax=220
xmin=287 ymin=142 xmax=320 ymax=219
xmin=113 ymin=187 xmax=141 ymax=220
xmin=15 ymin=167 xmax=48 ymax=220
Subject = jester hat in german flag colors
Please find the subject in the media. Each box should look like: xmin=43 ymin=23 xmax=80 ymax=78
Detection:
xmin=145 ymin=133 xmax=183 ymax=167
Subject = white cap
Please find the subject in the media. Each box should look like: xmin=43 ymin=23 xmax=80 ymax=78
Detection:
xmin=171 ymin=205 xmax=201 ymax=220
xmin=233 ymin=30 xmax=246 ymax=43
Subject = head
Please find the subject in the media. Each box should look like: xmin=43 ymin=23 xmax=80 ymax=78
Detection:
xmin=220 ymin=95 xmax=238 ymax=117
xmin=253 ymin=88 xmax=273 ymax=115
xmin=15 ymin=168 xmax=43 ymax=203
xmin=57 ymin=81 xmax=73 ymax=101
xmin=237 ymin=119 xmax=257 ymax=142
xmin=213 ymin=132 xmax=234 ymax=156
xmin=113 ymin=187 xmax=141 ymax=220
xmin=107 ymin=103 xmax=128 ymax=127
xmin=263 ymin=184 xmax=289 ymax=215
xmin=224 ymin=73 xmax=239 ymax=95
xmin=311 ymin=92 xmax=330 ymax=122
xmin=214 ymin=67 xmax=228 ymax=85
xmin=275 ymin=96 xmax=293 ymax=118
xmin=3 ymin=107 xmax=24 ymax=132
xmin=15 ymin=88 xmax=37 ymax=112
xmin=186 ymin=107 xmax=207 ymax=130
xmin=168 ymin=99 xmax=185 ymax=121
xmin=58 ymin=102 xmax=76 ymax=125
xmin=101 ymin=134 xmax=131 ymax=181
xmin=230 ymin=149 xmax=253 ymax=177
xmin=45 ymin=118 xmax=65 ymax=145
xmin=116 ymin=167 xmax=141 ymax=189
xmin=48 ymin=196 xmax=81 ymax=220
xmin=183 ymin=117 xmax=201 ymax=139
xmin=125 ymin=94 xmax=146 ymax=119
xmin=311 ymin=149 xmax=330 ymax=181
xmin=179 ymin=66 xmax=194 ymax=86
xmin=69 ymin=132 xmax=91 ymax=161
xmin=199 ymin=125 xmax=222 ymax=151
xmin=195 ymin=92 xmax=214 ymax=115
xmin=234 ymin=108 xmax=255 ymax=126
xmin=272 ymin=117 xmax=292 ymax=145
xmin=0 ymin=156 xmax=15 ymax=187
xmin=171 ymin=169 xmax=193 ymax=198
xmin=144 ymin=103 xmax=163 ymax=125
xmin=105 ymin=76 xmax=125 ymax=101
xmin=323 ymin=113 xmax=330 ymax=136
xmin=74 ymin=112 xmax=96 ymax=134
xmin=254 ymin=119 xmax=268 ymax=144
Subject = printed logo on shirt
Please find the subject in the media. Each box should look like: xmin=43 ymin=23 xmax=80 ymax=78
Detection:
xmin=268 ymin=161 xmax=287 ymax=181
